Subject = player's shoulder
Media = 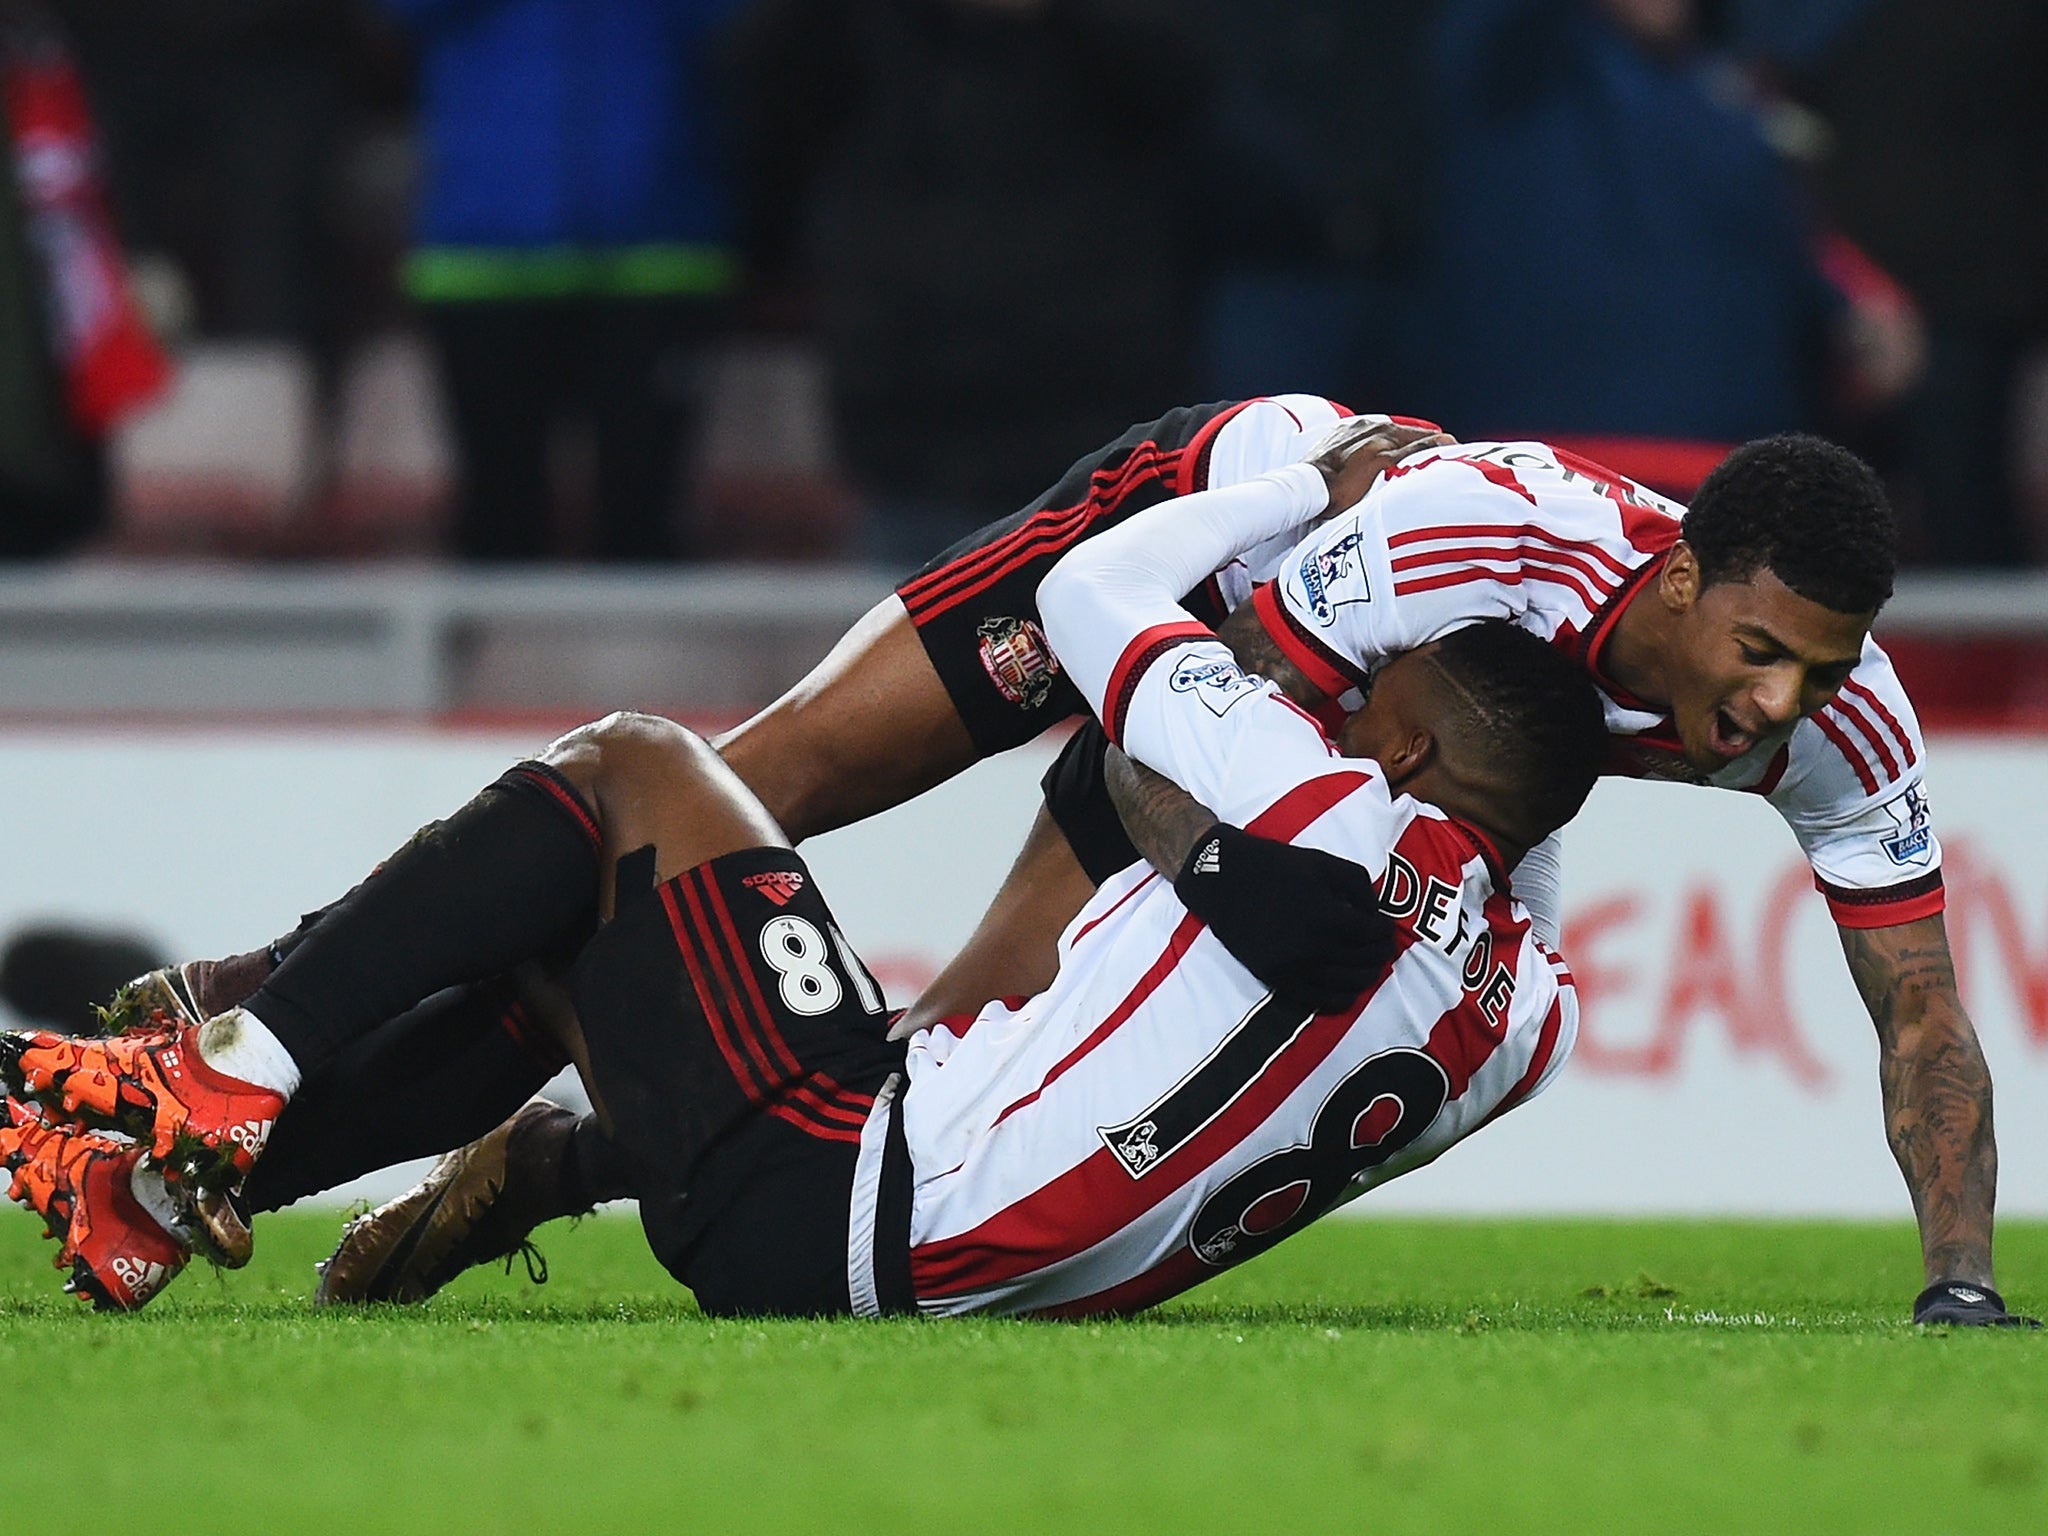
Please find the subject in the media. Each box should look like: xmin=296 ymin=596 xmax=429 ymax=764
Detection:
xmin=1778 ymin=636 xmax=1926 ymax=810
xmin=1371 ymin=441 xmax=1681 ymax=551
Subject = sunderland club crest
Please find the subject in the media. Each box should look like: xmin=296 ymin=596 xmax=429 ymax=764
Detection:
xmin=977 ymin=616 xmax=1060 ymax=710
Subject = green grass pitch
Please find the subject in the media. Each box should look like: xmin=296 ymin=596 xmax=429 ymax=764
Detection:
xmin=3 ymin=1211 xmax=2044 ymax=1534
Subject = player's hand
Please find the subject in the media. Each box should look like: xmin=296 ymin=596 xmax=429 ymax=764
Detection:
xmin=1174 ymin=824 xmax=1395 ymax=1014
xmin=1306 ymin=416 xmax=1456 ymax=518
xmin=1912 ymin=1282 xmax=2042 ymax=1328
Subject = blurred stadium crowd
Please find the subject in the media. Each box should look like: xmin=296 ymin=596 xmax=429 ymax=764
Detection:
xmin=0 ymin=0 xmax=2043 ymax=568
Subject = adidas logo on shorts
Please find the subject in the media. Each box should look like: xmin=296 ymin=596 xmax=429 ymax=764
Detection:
xmin=742 ymin=871 xmax=806 ymax=907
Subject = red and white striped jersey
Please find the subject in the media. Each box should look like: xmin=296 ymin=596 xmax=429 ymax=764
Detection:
xmin=1256 ymin=442 xmax=1941 ymax=930
xmin=1195 ymin=394 xmax=1356 ymax=607
xmin=895 ymin=464 xmax=1577 ymax=1318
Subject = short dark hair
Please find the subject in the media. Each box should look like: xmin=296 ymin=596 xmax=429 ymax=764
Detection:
xmin=1681 ymin=435 xmax=1895 ymax=615
xmin=1429 ymin=620 xmax=1608 ymax=846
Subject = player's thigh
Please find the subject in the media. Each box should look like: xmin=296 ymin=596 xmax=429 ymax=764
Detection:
xmin=542 ymin=711 xmax=786 ymax=904
xmin=713 ymin=596 xmax=978 ymax=842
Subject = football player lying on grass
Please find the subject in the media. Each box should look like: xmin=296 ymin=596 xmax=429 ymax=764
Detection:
xmin=2 ymin=457 xmax=1610 ymax=1317
xmin=0 ymin=409 xmax=1435 ymax=1304
xmin=6 ymin=403 xmax=2029 ymax=1326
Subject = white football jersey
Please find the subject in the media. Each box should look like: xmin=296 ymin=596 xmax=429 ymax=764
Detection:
xmin=1258 ymin=442 xmax=1940 ymax=929
xmin=889 ymin=464 xmax=1577 ymax=1318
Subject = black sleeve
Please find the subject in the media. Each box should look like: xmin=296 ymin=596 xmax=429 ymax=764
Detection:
xmin=1041 ymin=719 xmax=1141 ymax=886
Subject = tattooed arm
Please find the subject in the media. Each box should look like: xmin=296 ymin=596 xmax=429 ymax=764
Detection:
xmin=1837 ymin=913 xmax=1999 ymax=1288
xmin=1215 ymin=601 xmax=1328 ymax=707
xmin=1087 ymin=599 xmax=1341 ymax=868
xmin=1104 ymin=745 xmax=1218 ymax=875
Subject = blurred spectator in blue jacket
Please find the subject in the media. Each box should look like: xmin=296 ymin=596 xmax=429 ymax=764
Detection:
xmin=1403 ymin=0 xmax=1912 ymax=493
xmin=1797 ymin=0 xmax=2048 ymax=567
xmin=386 ymin=0 xmax=745 ymax=561
xmin=1193 ymin=1 xmax=1437 ymax=408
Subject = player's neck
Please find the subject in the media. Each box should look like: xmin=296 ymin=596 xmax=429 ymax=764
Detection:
xmin=1602 ymin=577 xmax=1676 ymax=711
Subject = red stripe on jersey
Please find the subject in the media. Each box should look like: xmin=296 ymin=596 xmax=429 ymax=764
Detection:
xmin=1389 ymin=540 xmax=1626 ymax=604
xmin=508 ymin=766 xmax=601 ymax=850
xmin=1842 ymin=678 xmax=1917 ymax=768
xmin=1245 ymin=769 xmax=1378 ymax=840
xmin=700 ymin=873 xmax=874 ymax=1129
xmin=1392 ymin=562 xmax=1606 ymax=614
xmin=918 ymin=776 xmax=1450 ymax=1305
xmin=913 ymin=1007 xmax=1364 ymax=1299
xmin=1813 ymin=708 xmax=1880 ymax=795
xmin=1031 ymin=1248 xmax=1213 ymax=1320
xmin=662 ymin=878 xmax=776 ymax=1102
xmin=1743 ymin=744 xmax=1793 ymax=797
xmin=1071 ymin=872 xmax=1160 ymax=948
xmin=1457 ymin=458 xmax=1540 ymax=507
xmin=1389 ymin=415 xmax=1441 ymax=431
xmin=1481 ymin=992 xmax=1567 ymax=1127
xmin=1390 ymin=548 xmax=1611 ymax=612
xmin=1406 ymin=837 xmax=1523 ymax=1099
xmin=1387 ymin=521 xmax=1637 ymax=582
xmin=992 ymin=771 xmax=1376 ymax=1131
xmin=1819 ymin=871 xmax=1945 ymax=930
xmin=1577 ymin=556 xmax=1668 ymax=706
xmin=989 ymin=911 xmax=1206 ymax=1131
xmin=900 ymin=445 xmax=1170 ymax=620
xmin=1548 ymin=449 xmax=1684 ymax=555
xmin=1251 ymin=579 xmax=1368 ymax=698
xmin=1103 ymin=623 xmax=1217 ymax=745
xmin=1831 ymin=693 xmax=1901 ymax=782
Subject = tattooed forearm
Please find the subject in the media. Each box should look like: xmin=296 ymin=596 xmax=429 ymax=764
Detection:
xmin=1105 ymin=746 xmax=1222 ymax=878
xmin=1838 ymin=913 xmax=1998 ymax=1286
xmin=1217 ymin=603 xmax=1326 ymax=705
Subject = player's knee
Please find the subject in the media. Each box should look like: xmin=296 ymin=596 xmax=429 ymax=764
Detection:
xmin=544 ymin=711 xmax=713 ymax=818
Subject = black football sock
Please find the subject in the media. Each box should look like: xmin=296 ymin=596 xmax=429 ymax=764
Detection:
xmin=557 ymin=1113 xmax=638 ymax=1211
xmin=241 ymin=762 xmax=602 ymax=1078
xmin=241 ymin=975 xmax=566 ymax=1214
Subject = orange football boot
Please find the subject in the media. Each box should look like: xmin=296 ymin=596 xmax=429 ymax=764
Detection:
xmin=1 ymin=1100 xmax=191 ymax=1310
xmin=0 ymin=1010 xmax=286 ymax=1187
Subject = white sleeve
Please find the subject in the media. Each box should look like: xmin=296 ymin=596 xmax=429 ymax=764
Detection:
xmin=1038 ymin=459 xmax=1400 ymax=844
xmin=1767 ymin=639 xmax=1945 ymax=930
xmin=1202 ymin=396 xmax=1349 ymax=490
xmin=1038 ymin=460 xmax=1331 ymax=737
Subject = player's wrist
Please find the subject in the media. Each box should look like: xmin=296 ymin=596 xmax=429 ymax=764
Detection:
xmin=1174 ymin=823 xmax=1236 ymax=895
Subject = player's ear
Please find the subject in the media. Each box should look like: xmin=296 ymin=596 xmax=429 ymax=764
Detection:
xmin=1373 ymin=726 xmax=1436 ymax=789
xmin=1660 ymin=541 xmax=1701 ymax=614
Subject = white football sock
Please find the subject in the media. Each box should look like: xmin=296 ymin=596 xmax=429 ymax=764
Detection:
xmin=194 ymin=1008 xmax=302 ymax=1097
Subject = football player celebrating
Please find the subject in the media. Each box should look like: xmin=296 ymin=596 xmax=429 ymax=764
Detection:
xmin=5 ymin=457 xmax=1610 ymax=1318
xmin=1 ymin=401 xmax=1431 ymax=1308
xmin=3 ymin=405 xmax=2027 ymax=1325
xmin=318 ymin=429 xmax=2034 ymax=1326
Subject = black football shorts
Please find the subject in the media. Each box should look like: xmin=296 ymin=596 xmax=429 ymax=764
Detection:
xmin=569 ymin=844 xmax=914 ymax=1316
xmin=894 ymin=400 xmax=1250 ymax=757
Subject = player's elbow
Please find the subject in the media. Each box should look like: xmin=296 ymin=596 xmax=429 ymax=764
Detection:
xmin=1036 ymin=545 xmax=1095 ymax=657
